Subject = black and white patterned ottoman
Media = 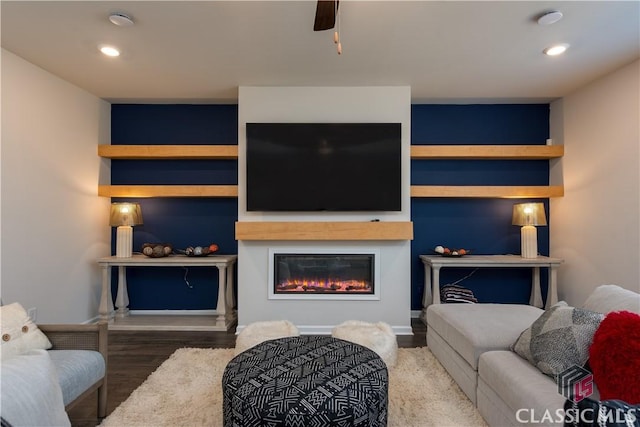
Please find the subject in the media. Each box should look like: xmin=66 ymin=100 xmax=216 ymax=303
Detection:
xmin=222 ymin=335 xmax=388 ymax=426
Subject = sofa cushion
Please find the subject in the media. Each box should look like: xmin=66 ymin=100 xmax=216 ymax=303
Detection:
xmin=0 ymin=303 xmax=52 ymax=360
xmin=427 ymin=303 xmax=543 ymax=369
xmin=512 ymin=301 xmax=603 ymax=378
xmin=0 ymin=349 xmax=71 ymax=426
xmin=48 ymin=350 xmax=106 ymax=406
xmin=427 ymin=326 xmax=479 ymax=404
xmin=582 ymin=284 xmax=640 ymax=314
xmin=478 ymin=350 xmax=567 ymax=426
xmin=589 ymin=310 xmax=640 ymax=404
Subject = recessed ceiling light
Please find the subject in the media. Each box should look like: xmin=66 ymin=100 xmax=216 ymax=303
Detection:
xmin=543 ymin=44 xmax=569 ymax=56
xmin=537 ymin=11 xmax=563 ymax=26
xmin=100 ymin=45 xmax=120 ymax=57
xmin=109 ymin=13 xmax=134 ymax=27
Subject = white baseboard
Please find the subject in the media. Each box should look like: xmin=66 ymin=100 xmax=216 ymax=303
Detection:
xmin=236 ymin=324 xmax=414 ymax=336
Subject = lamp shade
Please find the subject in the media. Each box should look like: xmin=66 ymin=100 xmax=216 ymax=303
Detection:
xmin=109 ymin=203 xmax=143 ymax=227
xmin=512 ymin=203 xmax=547 ymax=227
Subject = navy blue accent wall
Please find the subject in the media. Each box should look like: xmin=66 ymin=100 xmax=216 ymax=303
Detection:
xmin=410 ymin=104 xmax=550 ymax=309
xmin=110 ymin=103 xmax=550 ymax=311
xmin=110 ymin=104 xmax=238 ymax=310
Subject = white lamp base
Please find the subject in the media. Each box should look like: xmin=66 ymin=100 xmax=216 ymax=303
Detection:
xmin=116 ymin=225 xmax=133 ymax=258
xmin=521 ymin=225 xmax=538 ymax=258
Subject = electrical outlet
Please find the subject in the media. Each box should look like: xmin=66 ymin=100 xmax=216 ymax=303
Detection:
xmin=27 ymin=307 xmax=37 ymax=322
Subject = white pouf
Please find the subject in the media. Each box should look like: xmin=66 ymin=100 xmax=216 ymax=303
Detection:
xmin=331 ymin=320 xmax=398 ymax=367
xmin=235 ymin=320 xmax=300 ymax=355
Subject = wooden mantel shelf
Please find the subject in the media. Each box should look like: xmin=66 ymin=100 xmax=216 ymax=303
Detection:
xmin=235 ymin=221 xmax=414 ymax=241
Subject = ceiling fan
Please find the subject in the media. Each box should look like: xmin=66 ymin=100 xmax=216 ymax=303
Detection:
xmin=313 ymin=0 xmax=339 ymax=31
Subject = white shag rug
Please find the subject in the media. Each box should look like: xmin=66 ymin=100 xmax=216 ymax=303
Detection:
xmin=101 ymin=347 xmax=487 ymax=427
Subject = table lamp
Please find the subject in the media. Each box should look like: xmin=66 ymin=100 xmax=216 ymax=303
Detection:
xmin=512 ymin=202 xmax=547 ymax=259
xmin=110 ymin=202 xmax=143 ymax=258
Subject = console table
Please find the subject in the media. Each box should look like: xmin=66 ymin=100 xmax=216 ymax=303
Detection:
xmin=420 ymin=254 xmax=563 ymax=319
xmin=97 ymin=254 xmax=238 ymax=331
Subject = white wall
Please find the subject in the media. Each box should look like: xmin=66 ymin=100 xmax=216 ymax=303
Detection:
xmin=237 ymin=86 xmax=412 ymax=334
xmin=1 ymin=49 xmax=111 ymax=323
xmin=550 ymin=60 xmax=640 ymax=305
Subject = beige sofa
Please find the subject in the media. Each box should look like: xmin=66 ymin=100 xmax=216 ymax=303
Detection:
xmin=426 ymin=284 xmax=640 ymax=426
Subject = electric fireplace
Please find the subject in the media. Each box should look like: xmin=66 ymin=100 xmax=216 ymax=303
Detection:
xmin=268 ymin=249 xmax=380 ymax=300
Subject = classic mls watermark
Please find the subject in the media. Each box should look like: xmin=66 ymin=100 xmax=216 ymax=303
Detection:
xmin=515 ymin=365 xmax=637 ymax=424
xmin=557 ymin=365 xmax=593 ymax=403
xmin=515 ymin=407 xmax=638 ymax=424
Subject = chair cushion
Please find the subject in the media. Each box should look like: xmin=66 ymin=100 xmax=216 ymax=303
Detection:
xmin=0 ymin=349 xmax=70 ymax=426
xmin=48 ymin=350 xmax=105 ymax=406
xmin=426 ymin=303 xmax=543 ymax=369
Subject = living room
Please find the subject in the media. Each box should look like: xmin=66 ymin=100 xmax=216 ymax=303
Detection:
xmin=1 ymin=1 xmax=639 ymax=426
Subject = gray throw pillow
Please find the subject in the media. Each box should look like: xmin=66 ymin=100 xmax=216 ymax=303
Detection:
xmin=512 ymin=301 xmax=604 ymax=378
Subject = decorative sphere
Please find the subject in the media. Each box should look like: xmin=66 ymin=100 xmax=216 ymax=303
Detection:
xmin=152 ymin=245 xmax=164 ymax=257
xmin=193 ymin=246 xmax=203 ymax=256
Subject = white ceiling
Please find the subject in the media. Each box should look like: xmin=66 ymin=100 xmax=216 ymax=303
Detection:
xmin=2 ymin=1 xmax=638 ymax=104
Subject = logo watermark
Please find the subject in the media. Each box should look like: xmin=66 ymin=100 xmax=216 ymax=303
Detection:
xmin=558 ymin=365 xmax=593 ymax=403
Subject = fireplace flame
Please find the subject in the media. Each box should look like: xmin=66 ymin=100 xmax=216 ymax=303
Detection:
xmin=276 ymin=278 xmax=372 ymax=293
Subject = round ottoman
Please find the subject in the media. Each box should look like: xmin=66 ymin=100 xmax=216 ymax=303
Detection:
xmin=222 ymin=335 xmax=388 ymax=426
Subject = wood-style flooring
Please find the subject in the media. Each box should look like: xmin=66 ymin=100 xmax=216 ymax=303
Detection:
xmin=68 ymin=319 xmax=427 ymax=427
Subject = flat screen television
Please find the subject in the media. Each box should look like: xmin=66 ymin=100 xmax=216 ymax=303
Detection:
xmin=246 ymin=123 xmax=401 ymax=211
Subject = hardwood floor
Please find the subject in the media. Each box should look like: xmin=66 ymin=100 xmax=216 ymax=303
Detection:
xmin=68 ymin=319 xmax=427 ymax=427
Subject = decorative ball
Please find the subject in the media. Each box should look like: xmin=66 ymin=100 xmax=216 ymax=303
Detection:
xmin=152 ymin=245 xmax=164 ymax=257
xmin=142 ymin=246 xmax=153 ymax=256
xmin=434 ymin=245 xmax=444 ymax=254
xmin=163 ymin=246 xmax=172 ymax=255
xmin=193 ymin=246 xmax=203 ymax=256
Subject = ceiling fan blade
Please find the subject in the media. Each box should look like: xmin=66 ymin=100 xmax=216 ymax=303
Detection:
xmin=314 ymin=0 xmax=338 ymax=31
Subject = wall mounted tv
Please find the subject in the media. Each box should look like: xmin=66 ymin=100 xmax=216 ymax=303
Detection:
xmin=246 ymin=123 xmax=402 ymax=212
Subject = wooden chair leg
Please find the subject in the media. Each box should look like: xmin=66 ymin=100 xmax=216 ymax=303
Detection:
xmin=98 ymin=384 xmax=107 ymax=418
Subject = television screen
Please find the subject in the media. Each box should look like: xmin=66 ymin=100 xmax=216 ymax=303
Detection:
xmin=246 ymin=123 xmax=401 ymax=211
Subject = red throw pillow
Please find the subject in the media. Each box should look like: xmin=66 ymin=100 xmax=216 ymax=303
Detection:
xmin=588 ymin=310 xmax=640 ymax=404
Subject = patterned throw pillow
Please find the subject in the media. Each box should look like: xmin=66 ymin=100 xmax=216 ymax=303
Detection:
xmin=512 ymin=301 xmax=604 ymax=378
xmin=0 ymin=303 xmax=52 ymax=360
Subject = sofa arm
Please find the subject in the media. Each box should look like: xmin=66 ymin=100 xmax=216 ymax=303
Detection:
xmin=39 ymin=322 xmax=108 ymax=363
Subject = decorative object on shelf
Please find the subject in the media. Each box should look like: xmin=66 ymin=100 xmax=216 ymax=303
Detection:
xmin=178 ymin=243 xmax=219 ymax=257
xmin=434 ymin=245 xmax=469 ymax=257
xmin=141 ymin=243 xmax=173 ymax=258
xmin=512 ymin=202 xmax=547 ymax=259
xmin=109 ymin=202 xmax=143 ymax=258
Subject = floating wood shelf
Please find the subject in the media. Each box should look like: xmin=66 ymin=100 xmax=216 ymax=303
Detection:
xmin=410 ymin=145 xmax=564 ymax=159
xmin=98 ymin=145 xmax=238 ymax=159
xmin=98 ymin=144 xmax=563 ymax=160
xmin=98 ymin=185 xmax=238 ymax=198
xmin=98 ymin=185 xmax=563 ymax=199
xmin=98 ymin=144 xmax=564 ymax=199
xmin=235 ymin=221 xmax=414 ymax=241
xmin=410 ymin=185 xmax=564 ymax=198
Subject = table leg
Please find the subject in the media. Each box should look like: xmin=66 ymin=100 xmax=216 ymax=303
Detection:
xmin=215 ymin=266 xmax=228 ymax=329
xmin=432 ymin=266 xmax=441 ymax=305
xmin=225 ymin=262 xmax=236 ymax=312
xmin=115 ymin=266 xmax=130 ymax=317
xmin=546 ymin=265 xmax=559 ymax=308
xmin=420 ymin=263 xmax=433 ymax=324
xmin=530 ymin=267 xmax=543 ymax=308
xmin=99 ymin=265 xmax=115 ymax=321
